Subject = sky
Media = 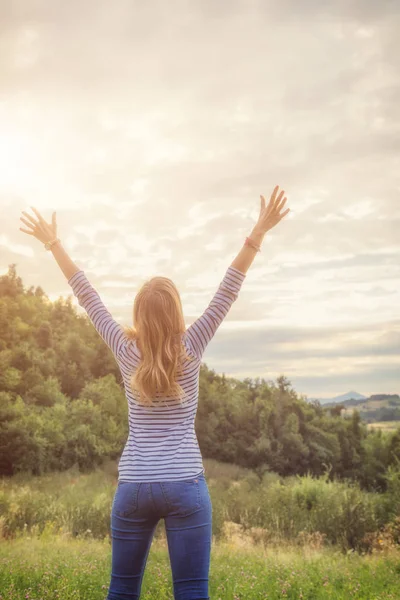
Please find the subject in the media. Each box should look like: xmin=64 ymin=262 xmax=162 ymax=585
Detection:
xmin=1 ymin=0 xmax=399 ymax=400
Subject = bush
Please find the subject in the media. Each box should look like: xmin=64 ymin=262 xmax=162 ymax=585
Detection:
xmin=0 ymin=460 xmax=398 ymax=554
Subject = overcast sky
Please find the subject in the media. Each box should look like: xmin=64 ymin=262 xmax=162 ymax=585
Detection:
xmin=1 ymin=0 xmax=399 ymax=399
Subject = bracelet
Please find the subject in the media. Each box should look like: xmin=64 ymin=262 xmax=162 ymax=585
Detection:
xmin=44 ymin=238 xmax=61 ymax=251
xmin=244 ymin=237 xmax=261 ymax=252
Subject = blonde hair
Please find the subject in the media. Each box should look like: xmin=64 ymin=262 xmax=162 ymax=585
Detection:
xmin=122 ymin=275 xmax=195 ymax=407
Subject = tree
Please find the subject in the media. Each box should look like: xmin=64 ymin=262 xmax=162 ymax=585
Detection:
xmin=0 ymin=264 xmax=24 ymax=297
xmin=37 ymin=322 xmax=53 ymax=349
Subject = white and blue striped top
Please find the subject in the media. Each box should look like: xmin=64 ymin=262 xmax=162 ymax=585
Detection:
xmin=67 ymin=265 xmax=246 ymax=482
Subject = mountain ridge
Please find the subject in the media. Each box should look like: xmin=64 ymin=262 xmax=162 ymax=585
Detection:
xmin=308 ymin=391 xmax=367 ymax=405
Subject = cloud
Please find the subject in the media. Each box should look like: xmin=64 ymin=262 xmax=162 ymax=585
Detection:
xmin=1 ymin=0 xmax=399 ymax=396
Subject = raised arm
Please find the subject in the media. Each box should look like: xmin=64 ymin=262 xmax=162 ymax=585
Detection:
xmin=231 ymin=185 xmax=290 ymax=274
xmin=185 ymin=185 xmax=290 ymax=359
xmin=66 ymin=270 xmax=128 ymax=357
xmin=184 ymin=266 xmax=246 ymax=360
xmin=19 ymin=207 xmax=127 ymax=358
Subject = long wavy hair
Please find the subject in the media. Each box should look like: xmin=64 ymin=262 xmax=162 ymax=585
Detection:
xmin=122 ymin=275 xmax=195 ymax=407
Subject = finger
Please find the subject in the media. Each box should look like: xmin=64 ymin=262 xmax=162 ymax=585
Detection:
xmin=260 ymin=195 xmax=265 ymax=212
xmin=52 ymin=211 xmax=57 ymax=229
xmin=21 ymin=211 xmax=38 ymax=226
xmin=270 ymin=185 xmax=279 ymax=203
xmin=30 ymin=206 xmax=46 ymax=226
xmin=19 ymin=227 xmax=34 ymax=235
xmin=20 ymin=216 xmax=35 ymax=229
xmin=276 ymin=195 xmax=287 ymax=213
xmin=274 ymin=190 xmax=285 ymax=210
xmin=278 ymin=208 xmax=291 ymax=221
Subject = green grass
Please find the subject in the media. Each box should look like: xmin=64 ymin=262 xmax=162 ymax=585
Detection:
xmin=0 ymin=533 xmax=399 ymax=599
xmin=2 ymin=459 xmax=398 ymax=554
xmin=367 ymin=422 xmax=400 ymax=432
xmin=1 ymin=460 xmax=400 ymax=597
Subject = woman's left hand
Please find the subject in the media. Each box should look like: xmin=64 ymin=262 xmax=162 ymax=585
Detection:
xmin=19 ymin=207 xmax=58 ymax=245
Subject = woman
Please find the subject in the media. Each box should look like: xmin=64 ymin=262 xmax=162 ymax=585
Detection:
xmin=19 ymin=185 xmax=290 ymax=600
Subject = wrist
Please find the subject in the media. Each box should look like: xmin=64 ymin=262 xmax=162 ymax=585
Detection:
xmin=44 ymin=237 xmax=61 ymax=251
xmin=249 ymin=226 xmax=266 ymax=245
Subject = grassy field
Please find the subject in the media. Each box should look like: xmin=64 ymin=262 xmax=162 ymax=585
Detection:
xmin=366 ymin=421 xmax=400 ymax=432
xmin=1 ymin=532 xmax=400 ymax=599
xmin=1 ymin=460 xmax=400 ymax=598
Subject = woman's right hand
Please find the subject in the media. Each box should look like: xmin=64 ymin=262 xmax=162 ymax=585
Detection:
xmin=256 ymin=185 xmax=290 ymax=234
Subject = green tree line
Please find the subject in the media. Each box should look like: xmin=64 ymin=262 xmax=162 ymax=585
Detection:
xmin=1 ymin=264 xmax=399 ymax=492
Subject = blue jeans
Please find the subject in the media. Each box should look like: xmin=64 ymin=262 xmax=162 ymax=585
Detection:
xmin=106 ymin=473 xmax=212 ymax=600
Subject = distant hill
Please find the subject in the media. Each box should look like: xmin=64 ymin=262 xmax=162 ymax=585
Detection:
xmin=322 ymin=394 xmax=400 ymax=426
xmin=309 ymin=391 xmax=367 ymax=406
xmin=305 ymin=392 xmax=400 ymax=428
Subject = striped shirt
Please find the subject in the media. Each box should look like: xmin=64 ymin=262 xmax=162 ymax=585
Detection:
xmin=67 ymin=265 xmax=246 ymax=482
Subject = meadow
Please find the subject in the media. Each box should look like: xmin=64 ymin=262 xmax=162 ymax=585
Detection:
xmin=1 ymin=459 xmax=400 ymax=599
xmin=367 ymin=422 xmax=400 ymax=432
xmin=1 ymin=534 xmax=400 ymax=599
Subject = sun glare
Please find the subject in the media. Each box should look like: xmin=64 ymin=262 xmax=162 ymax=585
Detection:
xmin=0 ymin=130 xmax=36 ymax=192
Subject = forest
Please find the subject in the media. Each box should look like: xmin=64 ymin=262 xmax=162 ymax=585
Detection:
xmin=1 ymin=263 xmax=399 ymax=494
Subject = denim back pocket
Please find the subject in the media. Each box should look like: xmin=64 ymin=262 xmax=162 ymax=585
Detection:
xmin=112 ymin=481 xmax=141 ymax=518
xmin=160 ymin=477 xmax=201 ymax=517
